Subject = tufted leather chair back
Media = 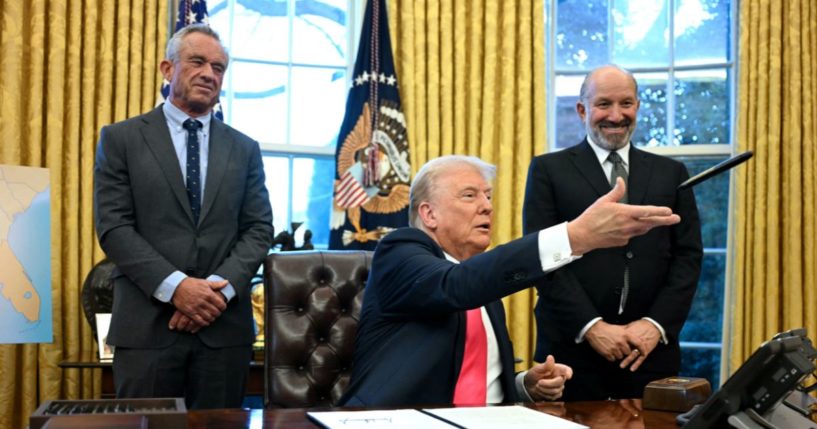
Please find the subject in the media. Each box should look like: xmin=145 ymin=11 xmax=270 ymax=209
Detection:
xmin=263 ymin=250 xmax=372 ymax=408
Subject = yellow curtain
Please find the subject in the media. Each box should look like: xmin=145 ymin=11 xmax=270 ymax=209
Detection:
xmin=0 ymin=1 xmax=167 ymax=428
xmin=388 ymin=0 xmax=545 ymax=370
xmin=732 ymin=0 xmax=817 ymax=374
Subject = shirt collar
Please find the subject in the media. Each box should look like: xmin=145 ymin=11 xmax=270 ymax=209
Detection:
xmin=162 ymin=101 xmax=212 ymax=132
xmin=442 ymin=251 xmax=460 ymax=264
xmin=587 ymin=135 xmax=631 ymax=167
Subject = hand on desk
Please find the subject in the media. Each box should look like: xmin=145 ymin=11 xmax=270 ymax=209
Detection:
xmin=525 ymin=355 xmax=573 ymax=401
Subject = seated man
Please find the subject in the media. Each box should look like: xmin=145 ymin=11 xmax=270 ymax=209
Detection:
xmin=340 ymin=155 xmax=681 ymax=406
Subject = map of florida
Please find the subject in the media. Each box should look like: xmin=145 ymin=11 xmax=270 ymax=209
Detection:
xmin=0 ymin=165 xmax=49 ymax=322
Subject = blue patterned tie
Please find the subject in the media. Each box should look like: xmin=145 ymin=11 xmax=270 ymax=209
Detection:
xmin=183 ymin=119 xmax=203 ymax=225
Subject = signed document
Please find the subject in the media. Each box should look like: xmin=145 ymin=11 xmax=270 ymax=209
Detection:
xmin=308 ymin=405 xmax=588 ymax=429
xmin=424 ymin=405 xmax=589 ymax=429
xmin=307 ymin=409 xmax=452 ymax=429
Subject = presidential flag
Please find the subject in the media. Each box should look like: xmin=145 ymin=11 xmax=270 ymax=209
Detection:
xmin=158 ymin=0 xmax=223 ymax=120
xmin=329 ymin=0 xmax=411 ymax=250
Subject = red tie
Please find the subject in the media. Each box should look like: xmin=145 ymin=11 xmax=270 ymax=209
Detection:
xmin=453 ymin=308 xmax=488 ymax=405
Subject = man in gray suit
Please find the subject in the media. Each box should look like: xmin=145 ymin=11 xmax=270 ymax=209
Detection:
xmin=94 ymin=24 xmax=273 ymax=409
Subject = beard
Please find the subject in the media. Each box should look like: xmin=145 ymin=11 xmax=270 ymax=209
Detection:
xmin=586 ymin=118 xmax=636 ymax=151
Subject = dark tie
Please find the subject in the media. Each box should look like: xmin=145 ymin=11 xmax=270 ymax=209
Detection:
xmin=183 ymin=119 xmax=203 ymax=225
xmin=608 ymin=151 xmax=628 ymax=203
xmin=608 ymin=151 xmax=630 ymax=314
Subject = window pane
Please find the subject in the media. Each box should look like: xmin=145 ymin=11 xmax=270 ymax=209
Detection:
xmin=612 ymin=0 xmax=669 ymax=68
xmin=292 ymin=0 xmax=348 ymax=66
xmin=292 ymin=157 xmax=335 ymax=248
xmin=680 ymin=347 xmax=721 ymax=387
xmin=681 ymin=253 xmax=725 ymax=343
xmin=682 ymin=156 xmax=729 ymax=248
xmin=674 ymin=69 xmax=730 ymax=145
xmin=290 ymin=67 xmax=347 ymax=146
xmin=221 ymin=1 xmax=290 ymax=63
xmin=263 ymin=156 xmax=290 ymax=238
xmin=675 ymin=0 xmax=731 ymax=66
xmin=553 ymin=75 xmax=584 ymax=149
xmin=632 ymin=72 xmax=668 ymax=147
xmin=555 ymin=0 xmax=609 ymax=70
xmin=226 ymin=62 xmax=288 ymax=144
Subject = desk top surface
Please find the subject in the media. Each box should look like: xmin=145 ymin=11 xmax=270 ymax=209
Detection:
xmin=186 ymin=400 xmax=679 ymax=429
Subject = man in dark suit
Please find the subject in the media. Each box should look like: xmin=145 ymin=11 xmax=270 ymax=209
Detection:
xmin=523 ymin=64 xmax=703 ymax=401
xmin=341 ymin=154 xmax=684 ymax=407
xmin=93 ymin=24 xmax=273 ymax=409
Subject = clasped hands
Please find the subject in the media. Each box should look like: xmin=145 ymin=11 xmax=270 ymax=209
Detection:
xmin=585 ymin=319 xmax=662 ymax=371
xmin=169 ymin=277 xmax=229 ymax=333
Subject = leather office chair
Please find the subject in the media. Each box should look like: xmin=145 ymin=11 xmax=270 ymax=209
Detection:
xmin=263 ymin=250 xmax=372 ymax=408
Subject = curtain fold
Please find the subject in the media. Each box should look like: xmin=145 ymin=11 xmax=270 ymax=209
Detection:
xmin=0 ymin=2 xmax=167 ymax=428
xmin=732 ymin=0 xmax=816 ymax=376
xmin=388 ymin=0 xmax=545 ymax=370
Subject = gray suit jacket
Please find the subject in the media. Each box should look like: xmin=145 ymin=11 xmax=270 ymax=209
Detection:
xmin=94 ymin=105 xmax=273 ymax=349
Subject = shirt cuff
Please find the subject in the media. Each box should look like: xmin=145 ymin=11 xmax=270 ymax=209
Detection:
xmin=515 ymin=371 xmax=534 ymax=402
xmin=642 ymin=317 xmax=668 ymax=344
xmin=154 ymin=271 xmax=187 ymax=303
xmin=208 ymin=274 xmax=235 ymax=302
xmin=538 ymin=222 xmax=581 ymax=272
xmin=575 ymin=317 xmax=603 ymax=343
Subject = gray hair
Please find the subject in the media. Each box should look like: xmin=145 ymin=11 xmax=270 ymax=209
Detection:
xmin=409 ymin=155 xmax=496 ymax=228
xmin=165 ymin=23 xmax=229 ymax=66
xmin=578 ymin=64 xmax=638 ymax=103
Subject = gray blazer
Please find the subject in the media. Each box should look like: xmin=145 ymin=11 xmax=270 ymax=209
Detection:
xmin=94 ymin=105 xmax=273 ymax=349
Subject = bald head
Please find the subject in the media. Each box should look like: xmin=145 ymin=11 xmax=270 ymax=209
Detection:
xmin=576 ymin=64 xmax=640 ymax=150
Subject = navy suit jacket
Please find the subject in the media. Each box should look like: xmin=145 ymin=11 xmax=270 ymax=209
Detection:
xmin=523 ymin=140 xmax=702 ymax=374
xmin=94 ymin=105 xmax=274 ymax=349
xmin=340 ymin=227 xmax=546 ymax=407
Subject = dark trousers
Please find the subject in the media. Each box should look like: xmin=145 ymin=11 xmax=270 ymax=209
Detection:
xmin=113 ymin=334 xmax=252 ymax=409
xmin=562 ymin=361 xmax=672 ymax=401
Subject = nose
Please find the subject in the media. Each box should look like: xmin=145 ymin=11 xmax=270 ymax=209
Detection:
xmin=479 ymin=193 xmax=493 ymax=215
xmin=607 ymin=104 xmax=624 ymax=122
xmin=199 ymin=64 xmax=217 ymax=82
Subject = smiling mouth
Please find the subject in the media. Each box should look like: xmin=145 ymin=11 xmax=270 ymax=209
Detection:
xmin=600 ymin=121 xmax=631 ymax=132
xmin=476 ymin=223 xmax=491 ymax=231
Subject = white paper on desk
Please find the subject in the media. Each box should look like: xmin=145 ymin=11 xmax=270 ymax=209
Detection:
xmin=424 ymin=405 xmax=589 ymax=429
xmin=306 ymin=409 xmax=455 ymax=429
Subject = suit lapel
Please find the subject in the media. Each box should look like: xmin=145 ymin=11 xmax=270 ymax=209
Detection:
xmin=200 ymin=119 xmax=234 ymax=223
xmin=627 ymin=147 xmax=653 ymax=205
xmin=139 ymin=107 xmax=196 ymax=223
xmin=569 ymin=140 xmax=611 ymax=197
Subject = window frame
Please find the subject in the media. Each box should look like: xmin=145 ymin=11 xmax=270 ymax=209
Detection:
xmin=206 ymin=0 xmax=361 ymax=248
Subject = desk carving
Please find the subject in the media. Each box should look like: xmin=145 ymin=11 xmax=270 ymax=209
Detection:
xmin=31 ymin=398 xmax=186 ymax=429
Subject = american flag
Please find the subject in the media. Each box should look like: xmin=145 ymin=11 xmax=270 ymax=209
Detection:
xmin=158 ymin=0 xmax=223 ymax=120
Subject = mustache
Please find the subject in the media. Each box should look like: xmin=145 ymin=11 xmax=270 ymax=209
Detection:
xmin=598 ymin=119 xmax=632 ymax=128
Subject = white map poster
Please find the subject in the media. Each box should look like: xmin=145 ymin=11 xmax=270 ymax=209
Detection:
xmin=0 ymin=164 xmax=52 ymax=343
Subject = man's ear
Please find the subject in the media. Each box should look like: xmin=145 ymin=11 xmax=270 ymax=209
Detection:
xmin=418 ymin=201 xmax=436 ymax=230
xmin=576 ymin=101 xmax=587 ymax=122
xmin=159 ymin=59 xmax=174 ymax=82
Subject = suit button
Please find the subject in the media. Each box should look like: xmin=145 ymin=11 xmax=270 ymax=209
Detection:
xmin=513 ymin=272 xmax=526 ymax=281
xmin=626 ymin=251 xmax=634 ymax=259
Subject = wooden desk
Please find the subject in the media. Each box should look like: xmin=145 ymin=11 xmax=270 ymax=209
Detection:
xmin=58 ymin=361 xmax=266 ymax=399
xmin=186 ymin=400 xmax=679 ymax=428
